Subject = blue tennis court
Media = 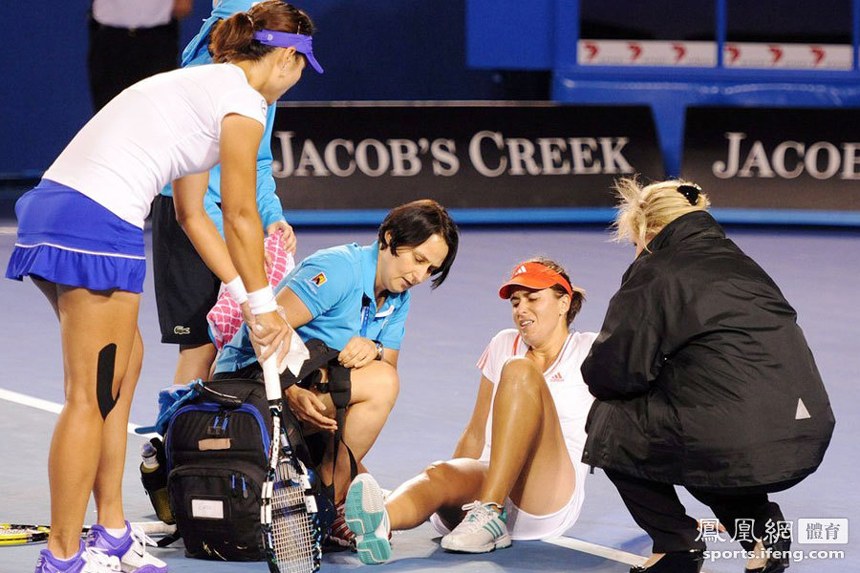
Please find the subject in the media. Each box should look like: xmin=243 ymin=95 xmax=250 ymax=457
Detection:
xmin=1 ymin=222 xmax=856 ymax=572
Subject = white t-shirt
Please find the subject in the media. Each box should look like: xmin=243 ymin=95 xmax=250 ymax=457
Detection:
xmin=475 ymin=328 xmax=597 ymax=467
xmin=92 ymin=0 xmax=173 ymax=29
xmin=44 ymin=64 xmax=268 ymax=228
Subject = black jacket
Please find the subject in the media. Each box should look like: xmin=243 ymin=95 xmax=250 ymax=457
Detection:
xmin=581 ymin=211 xmax=834 ymax=488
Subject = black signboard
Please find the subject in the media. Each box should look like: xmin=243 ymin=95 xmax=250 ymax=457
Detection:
xmin=271 ymin=103 xmax=663 ymax=211
xmin=683 ymin=107 xmax=860 ymax=211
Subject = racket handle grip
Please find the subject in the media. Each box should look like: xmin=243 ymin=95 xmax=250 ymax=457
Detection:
xmin=261 ymin=355 xmax=281 ymax=401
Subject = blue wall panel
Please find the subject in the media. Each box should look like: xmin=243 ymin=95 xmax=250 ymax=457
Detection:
xmin=0 ymin=2 xmax=92 ymax=178
xmin=466 ymin=0 xmax=554 ymax=69
xmin=0 ymin=1 xmax=501 ymax=176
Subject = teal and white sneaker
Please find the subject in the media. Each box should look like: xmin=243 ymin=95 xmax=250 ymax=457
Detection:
xmin=440 ymin=501 xmax=511 ymax=553
xmin=345 ymin=474 xmax=392 ymax=565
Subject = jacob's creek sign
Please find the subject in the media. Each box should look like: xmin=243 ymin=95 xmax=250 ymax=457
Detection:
xmin=682 ymin=107 xmax=860 ymax=211
xmin=271 ymin=104 xmax=663 ymax=210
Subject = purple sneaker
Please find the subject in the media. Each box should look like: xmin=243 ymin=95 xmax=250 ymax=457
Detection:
xmin=85 ymin=522 xmax=167 ymax=573
xmin=35 ymin=540 xmax=120 ymax=573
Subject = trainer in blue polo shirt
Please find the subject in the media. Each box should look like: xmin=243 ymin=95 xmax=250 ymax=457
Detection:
xmin=212 ymin=200 xmax=459 ymax=539
xmin=215 ymin=241 xmax=410 ymax=374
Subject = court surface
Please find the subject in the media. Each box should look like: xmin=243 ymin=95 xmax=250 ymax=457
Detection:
xmin=1 ymin=222 xmax=857 ymax=572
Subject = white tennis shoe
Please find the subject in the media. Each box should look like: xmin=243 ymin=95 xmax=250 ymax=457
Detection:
xmin=86 ymin=522 xmax=167 ymax=572
xmin=440 ymin=501 xmax=511 ymax=553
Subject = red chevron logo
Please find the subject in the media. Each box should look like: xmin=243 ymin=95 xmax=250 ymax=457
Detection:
xmin=811 ymin=47 xmax=825 ymax=65
xmin=769 ymin=45 xmax=784 ymax=64
xmin=726 ymin=44 xmax=741 ymax=63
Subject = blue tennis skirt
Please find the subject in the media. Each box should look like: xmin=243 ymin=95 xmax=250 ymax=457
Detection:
xmin=5 ymin=180 xmax=146 ymax=293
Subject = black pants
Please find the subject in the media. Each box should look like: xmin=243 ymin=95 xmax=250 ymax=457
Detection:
xmin=605 ymin=469 xmax=794 ymax=553
xmin=88 ymin=16 xmax=179 ymax=112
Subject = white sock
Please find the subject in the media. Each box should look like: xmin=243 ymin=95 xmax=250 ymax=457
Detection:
xmin=49 ymin=541 xmax=83 ymax=562
xmin=49 ymin=551 xmax=77 ymax=563
xmin=104 ymin=526 xmax=128 ymax=538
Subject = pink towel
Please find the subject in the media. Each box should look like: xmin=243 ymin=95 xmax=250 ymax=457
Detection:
xmin=207 ymin=231 xmax=295 ymax=349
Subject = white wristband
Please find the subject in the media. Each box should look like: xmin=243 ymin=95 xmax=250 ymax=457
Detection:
xmin=247 ymin=285 xmax=278 ymax=315
xmin=224 ymin=276 xmax=248 ymax=305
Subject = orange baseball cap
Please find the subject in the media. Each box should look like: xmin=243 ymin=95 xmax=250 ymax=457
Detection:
xmin=498 ymin=262 xmax=573 ymax=299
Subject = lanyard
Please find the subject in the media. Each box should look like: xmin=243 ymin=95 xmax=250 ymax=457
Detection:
xmin=360 ymin=295 xmax=372 ymax=338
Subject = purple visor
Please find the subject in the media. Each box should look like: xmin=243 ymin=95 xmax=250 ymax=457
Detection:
xmin=252 ymin=30 xmax=324 ymax=73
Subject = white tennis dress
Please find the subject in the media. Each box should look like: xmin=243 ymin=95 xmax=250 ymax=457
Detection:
xmin=432 ymin=328 xmax=597 ymax=540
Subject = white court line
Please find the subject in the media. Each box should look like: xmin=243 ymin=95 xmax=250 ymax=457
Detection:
xmin=545 ymin=536 xmax=647 ymax=567
xmin=0 ymin=387 xmax=157 ymax=438
xmin=545 ymin=536 xmax=715 ymax=572
xmin=0 ymin=226 xmax=18 ymax=235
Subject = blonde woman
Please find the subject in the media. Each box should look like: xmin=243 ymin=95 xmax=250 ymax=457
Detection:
xmin=581 ymin=179 xmax=835 ymax=573
xmin=344 ymin=258 xmax=596 ymax=564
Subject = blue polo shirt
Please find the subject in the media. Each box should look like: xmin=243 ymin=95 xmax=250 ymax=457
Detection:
xmin=214 ymin=241 xmax=410 ymax=374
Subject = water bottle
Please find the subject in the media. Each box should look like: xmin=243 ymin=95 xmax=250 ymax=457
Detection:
xmin=140 ymin=440 xmax=174 ymax=524
xmin=141 ymin=441 xmax=159 ymax=469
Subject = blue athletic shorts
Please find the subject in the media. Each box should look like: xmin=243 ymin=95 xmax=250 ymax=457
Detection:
xmin=5 ymin=180 xmax=146 ymax=293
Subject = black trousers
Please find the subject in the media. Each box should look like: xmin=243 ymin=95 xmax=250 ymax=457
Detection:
xmin=88 ymin=16 xmax=179 ymax=112
xmin=605 ymin=469 xmax=794 ymax=553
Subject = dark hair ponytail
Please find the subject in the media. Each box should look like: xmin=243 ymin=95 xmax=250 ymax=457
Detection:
xmin=210 ymin=0 xmax=315 ymax=64
xmin=210 ymin=12 xmax=255 ymax=63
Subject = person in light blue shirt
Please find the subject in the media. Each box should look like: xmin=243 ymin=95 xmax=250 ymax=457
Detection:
xmin=217 ymin=240 xmax=411 ymax=372
xmin=152 ymin=0 xmax=298 ymax=387
xmin=215 ymin=200 xmax=459 ymax=545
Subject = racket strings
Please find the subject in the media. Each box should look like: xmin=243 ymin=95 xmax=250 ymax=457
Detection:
xmin=2 ymin=527 xmax=36 ymax=535
xmin=0 ymin=525 xmax=50 ymax=546
xmin=270 ymin=459 xmax=316 ymax=573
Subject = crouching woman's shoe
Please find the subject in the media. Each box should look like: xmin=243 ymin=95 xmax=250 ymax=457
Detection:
xmin=630 ymin=549 xmax=704 ymax=573
xmin=745 ymin=538 xmax=790 ymax=573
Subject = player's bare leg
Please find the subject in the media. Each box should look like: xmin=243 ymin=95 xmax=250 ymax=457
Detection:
xmin=481 ymin=358 xmax=576 ymax=515
xmin=385 ymin=458 xmax=488 ymax=530
xmin=40 ymin=283 xmax=140 ymax=558
xmin=93 ymin=328 xmax=144 ymax=528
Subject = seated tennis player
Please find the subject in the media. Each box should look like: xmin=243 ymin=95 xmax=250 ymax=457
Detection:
xmin=213 ymin=199 xmax=459 ymax=546
xmin=344 ymin=258 xmax=597 ymax=564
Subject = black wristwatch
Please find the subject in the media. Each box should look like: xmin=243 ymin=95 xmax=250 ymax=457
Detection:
xmin=373 ymin=340 xmax=384 ymax=360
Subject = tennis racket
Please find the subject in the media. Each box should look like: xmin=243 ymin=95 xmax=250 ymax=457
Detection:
xmin=260 ymin=356 xmax=321 ymax=573
xmin=0 ymin=521 xmax=176 ymax=547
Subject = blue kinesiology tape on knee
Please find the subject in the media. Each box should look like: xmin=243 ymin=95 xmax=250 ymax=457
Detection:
xmin=97 ymin=343 xmax=120 ymax=420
